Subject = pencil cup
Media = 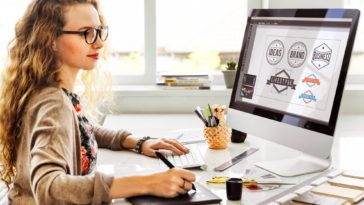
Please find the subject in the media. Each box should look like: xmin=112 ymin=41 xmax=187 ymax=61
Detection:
xmin=203 ymin=105 xmax=231 ymax=149
xmin=226 ymin=178 xmax=243 ymax=201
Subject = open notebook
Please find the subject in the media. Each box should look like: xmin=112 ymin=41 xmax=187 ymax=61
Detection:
xmin=127 ymin=182 xmax=221 ymax=205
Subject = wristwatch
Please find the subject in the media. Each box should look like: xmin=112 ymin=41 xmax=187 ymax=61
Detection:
xmin=135 ymin=136 xmax=151 ymax=154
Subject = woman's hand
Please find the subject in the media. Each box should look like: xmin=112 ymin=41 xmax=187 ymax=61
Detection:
xmin=142 ymin=138 xmax=189 ymax=157
xmin=109 ymin=168 xmax=196 ymax=199
xmin=145 ymin=168 xmax=196 ymax=198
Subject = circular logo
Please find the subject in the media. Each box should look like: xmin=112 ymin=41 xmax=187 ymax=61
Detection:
xmin=288 ymin=42 xmax=307 ymax=68
xmin=266 ymin=40 xmax=284 ymax=65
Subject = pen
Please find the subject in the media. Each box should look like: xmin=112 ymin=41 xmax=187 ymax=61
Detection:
xmin=196 ymin=106 xmax=209 ymax=124
xmin=208 ymin=104 xmax=217 ymax=126
xmin=175 ymin=133 xmax=184 ymax=140
xmin=194 ymin=110 xmax=208 ymax=126
xmin=155 ymin=151 xmax=196 ymax=191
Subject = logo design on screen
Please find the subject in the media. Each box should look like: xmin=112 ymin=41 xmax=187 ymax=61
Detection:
xmin=311 ymin=43 xmax=332 ymax=70
xmin=266 ymin=40 xmax=284 ymax=65
xmin=299 ymin=90 xmax=317 ymax=104
xmin=266 ymin=69 xmax=296 ymax=93
xmin=240 ymin=74 xmax=256 ymax=99
xmin=240 ymin=86 xmax=254 ymax=99
xmin=302 ymin=73 xmax=321 ymax=87
xmin=288 ymin=42 xmax=307 ymax=68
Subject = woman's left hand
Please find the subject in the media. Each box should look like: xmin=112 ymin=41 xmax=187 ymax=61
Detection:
xmin=141 ymin=138 xmax=189 ymax=157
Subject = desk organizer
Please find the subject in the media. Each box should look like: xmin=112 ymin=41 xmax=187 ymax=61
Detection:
xmin=203 ymin=105 xmax=232 ymax=149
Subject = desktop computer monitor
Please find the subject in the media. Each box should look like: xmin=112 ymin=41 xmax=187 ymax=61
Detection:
xmin=227 ymin=9 xmax=360 ymax=176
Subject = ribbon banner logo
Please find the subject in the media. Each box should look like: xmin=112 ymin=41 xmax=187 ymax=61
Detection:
xmin=311 ymin=43 xmax=332 ymax=70
xmin=266 ymin=40 xmax=284 ymax=65
xmin=288 ymin=42 xmax=307 ymax=68
xmin=299 ymin=90 xmax=317 ymax=104
xmin=302 ymin=73 xmax=321 ymax=87
xmin=267 ymin=69 xmax=296 ymax=93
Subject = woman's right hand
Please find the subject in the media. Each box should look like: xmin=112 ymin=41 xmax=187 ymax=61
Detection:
xmin=145 ymin=168 xmax=196 ymax=198
xmin=109 ymin=168 xmax=196 ymax=199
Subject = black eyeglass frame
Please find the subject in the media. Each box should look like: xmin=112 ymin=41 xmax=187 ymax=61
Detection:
xmin=61 ymin=26 xmax=109 ymax=44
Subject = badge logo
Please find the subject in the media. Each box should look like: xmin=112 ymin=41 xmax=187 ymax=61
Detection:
xmin=302 ymin=73 xmax=321 ymax=87
xmin=299 ymin=90 xmax=317 ymax=104
xmin=240 ymin=86 xmax=254 ymax=99
xmin=266 ymin=40 xmax=284 ymax=65
xmin=288 ymin=42 xmax=307 ymax=68
xmin=242 ymin=74 xmax=256 ymax=87
xmin=267 ymin=69 xmax=296 ymax=93
xmin=311 ymin=43 xmax=332 ymax=70
xmin=240 ymin=74 xmax=256 ymax=99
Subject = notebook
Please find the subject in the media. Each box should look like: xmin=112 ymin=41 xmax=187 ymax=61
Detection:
xmin=292 ymin=191 xmax=350 ymax=205
xmin=126 ymin=182 xmax=222 ymax=205
xmin=312 ymin=183 xmax=364 ymax=203
xmin=329 ymin=175 xmax=364 ymax=191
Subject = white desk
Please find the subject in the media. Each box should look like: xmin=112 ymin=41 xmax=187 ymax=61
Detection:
xmin=98 ymin=113 xmax=364 ymax=205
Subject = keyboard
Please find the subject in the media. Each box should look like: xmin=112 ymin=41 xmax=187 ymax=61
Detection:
xmin=158 ymin=144 xmax=207 ymax=170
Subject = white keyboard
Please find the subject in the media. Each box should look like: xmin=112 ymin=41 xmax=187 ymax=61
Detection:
xmin=159 ymin=144 xmax=207 ymax=170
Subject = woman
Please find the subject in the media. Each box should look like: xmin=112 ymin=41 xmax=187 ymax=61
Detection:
xmin=0 ymin=0 xmax=195 ymax=204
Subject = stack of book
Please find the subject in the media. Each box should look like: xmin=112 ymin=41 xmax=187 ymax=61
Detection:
xmin=157 ymin=74 xmax=212 ymax=90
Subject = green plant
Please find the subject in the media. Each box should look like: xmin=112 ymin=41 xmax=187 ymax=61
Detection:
xmin=226 ymin=61 xmax=237 ymax=70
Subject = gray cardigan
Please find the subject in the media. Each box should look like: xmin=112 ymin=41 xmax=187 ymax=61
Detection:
xmin=8 ymin=87 xmax=131 ymax=204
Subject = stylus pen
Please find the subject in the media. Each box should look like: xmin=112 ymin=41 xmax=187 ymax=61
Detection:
xmin=207 ymin=104 xmax=217 ymax=126
xmin=155 ymin=151 xmax=196 ymax=191
xmin=194 ymin=110 xmax=208 ymax=127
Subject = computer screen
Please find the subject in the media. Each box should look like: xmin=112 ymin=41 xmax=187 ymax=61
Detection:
xmin=227 ymin=9 xmax=360 ymax=176
xmin=236 ymin=17 xmax=349 ymax=124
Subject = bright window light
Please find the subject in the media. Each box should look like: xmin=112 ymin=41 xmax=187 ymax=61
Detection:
xmin=100 ymin=0 xmax=145 ymax=75
xmin=156 ymin=0 xmax=246 ymax=75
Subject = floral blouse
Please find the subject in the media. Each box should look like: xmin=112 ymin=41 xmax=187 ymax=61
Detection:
xmin=62 ymin=88 xmax=97 ymax=175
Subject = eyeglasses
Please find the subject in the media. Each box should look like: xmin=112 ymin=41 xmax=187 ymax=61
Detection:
xmin=61 ymin=26 xmax=109 ymax=44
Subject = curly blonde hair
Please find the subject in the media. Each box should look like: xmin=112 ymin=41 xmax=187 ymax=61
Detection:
xmin=0 ymin=0 xmax=111 ymax=188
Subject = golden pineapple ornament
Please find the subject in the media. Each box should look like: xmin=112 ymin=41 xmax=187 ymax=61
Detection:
xmin=203 ymin=105 xmax=231 ymax=149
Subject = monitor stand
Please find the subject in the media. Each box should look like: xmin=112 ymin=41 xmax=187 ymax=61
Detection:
xmin=255 ymin=153 xmax=331 ymax=177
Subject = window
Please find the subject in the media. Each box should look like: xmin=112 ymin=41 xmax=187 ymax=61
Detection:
xmin=0 ymin=0 xmax=247 ymax=85
xmin=106 ymin=0 xmax=156 ymax=84
xmin=112 ymin=0 xmax=247 ymax=85
xmin=156 ymin=0 xmax=246 ymax=75
xmin=2 ymin=1 xmax=361 ymax=86
xmin=100 ymin=0 xmax=144 ymax=75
